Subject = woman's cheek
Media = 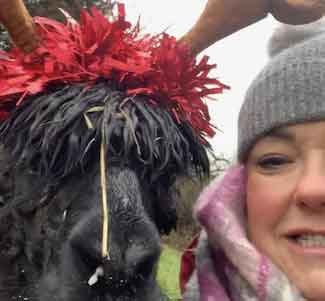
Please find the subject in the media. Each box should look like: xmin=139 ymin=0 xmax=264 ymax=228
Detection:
xmin=246 ymin=172 xmax=291 ymax=231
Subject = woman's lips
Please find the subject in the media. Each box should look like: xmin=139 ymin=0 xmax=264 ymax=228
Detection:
xmin=285 ymin=228 xmax=325 ymax=237
xmin=284 ymin=231 xmax=325 ymax=256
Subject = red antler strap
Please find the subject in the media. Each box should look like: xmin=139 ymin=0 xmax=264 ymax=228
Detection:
xmin=0 ymin=0 xmax=39 ymax=52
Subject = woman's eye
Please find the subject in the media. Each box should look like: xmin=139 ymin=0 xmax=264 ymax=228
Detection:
xmin=257 ymin=155 xmax=291 ymax=170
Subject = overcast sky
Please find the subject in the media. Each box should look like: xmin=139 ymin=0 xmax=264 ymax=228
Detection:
xmin=124 ymin=0 xmax=280 ymax=159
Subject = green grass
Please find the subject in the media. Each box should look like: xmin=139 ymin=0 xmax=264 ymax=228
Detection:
xmin=157 ymin=245 xmax=182 ymax=300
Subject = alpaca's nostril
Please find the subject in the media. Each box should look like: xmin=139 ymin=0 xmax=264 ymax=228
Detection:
xmin=68 ymin=228 xmax=103 ymax=273
xmin=124 ymin=241 xmax=161 ymax=278
xmin=134 ymin=253 xmax=159 ymax=279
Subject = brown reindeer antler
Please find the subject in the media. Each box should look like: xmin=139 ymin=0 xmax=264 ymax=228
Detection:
xmin=0 ymin=0 xmax=39 ymax=52
xmin=271 ymin=0 xmax=325 ymax=24
xmin=180 ymin=0 xmax=325 ymax=55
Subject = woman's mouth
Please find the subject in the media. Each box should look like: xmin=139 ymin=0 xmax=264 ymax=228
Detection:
xmin=285 ymin=231 xmax=325 ymax=255
xmin=293 ymin=234 xmax=325 ymax=248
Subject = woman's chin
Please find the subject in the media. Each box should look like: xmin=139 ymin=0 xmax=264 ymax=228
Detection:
xmin=295 ymin=272 xmax=325 ymax=301
xmin=278 ymin=239 xmax=325 ymax=300
xmin=302 ymin=291 xmax=325 ymax=301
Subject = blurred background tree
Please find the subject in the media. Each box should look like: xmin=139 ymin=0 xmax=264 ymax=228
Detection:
xmin=163 ymin=155 xmax=230 ymax=250
xmin=0 ymin=0 xmax=113 ymax=50
xmin=23 ymin=0 xmax=113 ymax=20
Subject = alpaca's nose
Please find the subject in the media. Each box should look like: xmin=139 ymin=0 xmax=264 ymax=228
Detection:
xmin=68 ymin=211 xmax=161 ymax=286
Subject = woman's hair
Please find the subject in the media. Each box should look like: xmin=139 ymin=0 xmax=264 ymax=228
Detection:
xmin=237 ymin=18 xmax=325 ymax=162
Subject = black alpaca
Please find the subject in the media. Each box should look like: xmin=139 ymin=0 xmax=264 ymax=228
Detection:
xmin=0 ymin=82 xmax=210 ymax=301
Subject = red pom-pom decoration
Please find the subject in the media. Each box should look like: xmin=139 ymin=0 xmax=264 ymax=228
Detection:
xmin=0 ymin=4 xmax=229 ymax=138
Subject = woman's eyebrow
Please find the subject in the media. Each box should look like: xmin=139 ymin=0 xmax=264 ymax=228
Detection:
xmin=267 ymin=128 xmax=295 ymax=142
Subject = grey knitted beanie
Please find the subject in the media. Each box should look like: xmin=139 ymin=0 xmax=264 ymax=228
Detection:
xmin=237 ymin=20 xmax=325 ymax=162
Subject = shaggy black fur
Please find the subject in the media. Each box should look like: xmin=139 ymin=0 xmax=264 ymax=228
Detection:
xmin=0 ymin=81 xmax=210 ymax=182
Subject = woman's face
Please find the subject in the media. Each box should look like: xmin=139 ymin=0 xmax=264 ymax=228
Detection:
xmin=247 ymin=121 xmax=325 ymax=301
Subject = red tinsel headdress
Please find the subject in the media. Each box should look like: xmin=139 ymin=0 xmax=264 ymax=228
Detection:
xmin=0 ymin=3 xmax=229 ymax=139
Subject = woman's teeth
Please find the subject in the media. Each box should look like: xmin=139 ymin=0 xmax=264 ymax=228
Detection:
xmin=295 ymin=234 xmax=325 ymax=247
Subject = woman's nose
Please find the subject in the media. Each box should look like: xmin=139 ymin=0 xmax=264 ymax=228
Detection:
xmin=294 ymin=163 xmax=325 ymax=210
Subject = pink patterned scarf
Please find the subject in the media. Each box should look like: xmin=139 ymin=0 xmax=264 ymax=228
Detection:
xmin=183 ymin=165 xmax=304 ymax=301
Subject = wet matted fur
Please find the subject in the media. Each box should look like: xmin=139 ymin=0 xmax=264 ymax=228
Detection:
xmin=0 ymin=82 xmax=210 ymax=181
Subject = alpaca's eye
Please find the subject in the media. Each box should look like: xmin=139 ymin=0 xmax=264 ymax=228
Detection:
xmin=257 ymin=155 xmax=291 ymax=170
